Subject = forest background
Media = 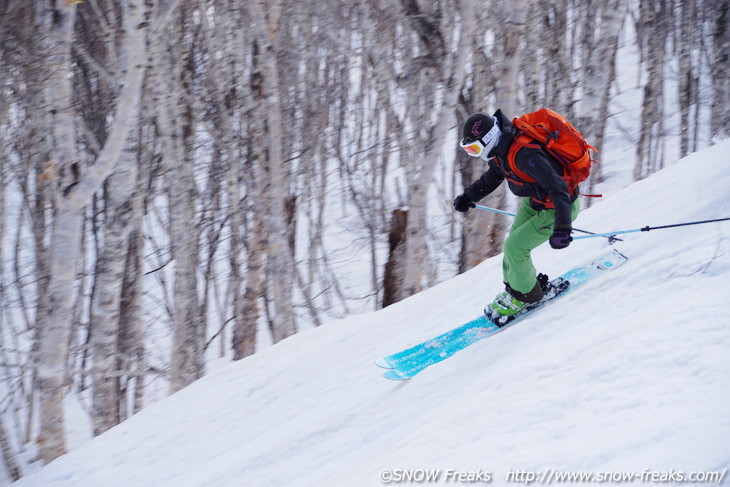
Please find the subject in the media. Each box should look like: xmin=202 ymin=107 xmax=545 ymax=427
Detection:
xmin=0 ymin=0 xmax=727 ymax=482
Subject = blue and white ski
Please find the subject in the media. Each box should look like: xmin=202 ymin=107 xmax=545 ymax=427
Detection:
xmin=376 ymin=249 xmax=628 ymax=380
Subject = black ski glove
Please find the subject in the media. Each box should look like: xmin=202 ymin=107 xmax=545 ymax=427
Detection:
xmin=549 ymin=224 xmax=573 ymax=249
xmin=453 ymin=194 xmax=475 ymax=213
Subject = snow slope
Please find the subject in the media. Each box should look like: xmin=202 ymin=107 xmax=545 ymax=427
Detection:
xmin=14 ymin=142 xmax=730 ymax=486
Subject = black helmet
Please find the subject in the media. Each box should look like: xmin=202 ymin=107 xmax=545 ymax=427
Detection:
xmin=462 ymin=113 xmax=493 ymax=142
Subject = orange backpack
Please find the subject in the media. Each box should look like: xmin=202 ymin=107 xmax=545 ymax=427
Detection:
xmin=504 ymin=108 xmax=598 ymax=208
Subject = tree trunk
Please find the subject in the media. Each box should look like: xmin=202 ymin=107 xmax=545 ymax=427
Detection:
xmin=166 ymin=100 xmax=204 ymax=393
xmin=677 ymin=0 xmax=697 ymax=157
xmin=382 ymin=209 xmax=408 ymax=307
xmin=0 ymin=418 xmax=20 ymax=482
xmin=36 ymin=0 xmax=147 ymax=459
xmin=400 ymin=0 xmax=475 ymax=299
xmin=577 ymin=0 xmax=625 ymax=200
xmin=167 ymin=154 xmax=204 ymax=391
xmin=543 ymin=0 xmax=573 ymax=115
xmin=710 ymin=0 xmax=730 ymax=139
xmin=119 ymin=102 xmax=155 ymax=417
xmin=497 ymin=0 xmax=527 ymax=115
xmin=90 ymin=135 xmax=138 ymax=436
xmin=635 ymin=0 xmax=668 ymax=180
xmin=234 ymin=212 xmax=265 ymax=359
xmin=35 ymin=0 xmax=81 ymax=463
xmin=250 ymin=0 xmax=297 ymax=343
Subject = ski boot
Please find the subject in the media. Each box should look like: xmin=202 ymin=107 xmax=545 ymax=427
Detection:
xmin=485 ymin=273 xmax=569 ymax=327
xmin=485 ymin=291 xmax=528 ymax=327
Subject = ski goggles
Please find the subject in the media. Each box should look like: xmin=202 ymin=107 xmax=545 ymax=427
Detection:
xmin=459 ymin=118 xmax=500 ymax=158
xmin=459 ymin=137 xmax=486 ymax=157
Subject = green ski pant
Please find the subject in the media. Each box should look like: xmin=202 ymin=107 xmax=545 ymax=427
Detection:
xmin=502 ymin=197 xmax=581 ymax=294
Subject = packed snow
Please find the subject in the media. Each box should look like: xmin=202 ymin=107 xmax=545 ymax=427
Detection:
xmin=11 ymin=139 xmax=730 ymax=486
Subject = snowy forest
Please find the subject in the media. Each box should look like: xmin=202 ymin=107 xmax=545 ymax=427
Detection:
xmin=0 ymin=0 xmax=728 ymax=482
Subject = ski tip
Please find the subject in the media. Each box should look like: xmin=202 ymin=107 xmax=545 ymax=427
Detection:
xmin=374 ymin=357 xmax=394 ymax=369
xmin=382 ymin=369 xmax=411 ymax=381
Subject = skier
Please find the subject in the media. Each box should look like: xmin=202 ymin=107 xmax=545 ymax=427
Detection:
xmin=454 ymin=109 xmax=580 ymax=322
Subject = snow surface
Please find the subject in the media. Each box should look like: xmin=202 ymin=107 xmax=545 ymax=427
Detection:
xmin=13 ymin=142 xmax=730 ymax=486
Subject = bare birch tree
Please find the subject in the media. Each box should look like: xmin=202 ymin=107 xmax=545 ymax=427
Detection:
xmin=36 ymin=0 xmax=148 ymax=462
xmin=676 ymin=0 xmax=700 ymax=157
xmin=710 ymin=0 xmax=730 ymax=139
xmin=391 ymin=0 xmax=475 ymax=299
xmin=635 ymin=0 xmax=670 ymax=180
xmin=90 ymin=137 xmax=140 ymax=435
xmin=116 ymin=139 xmax=150 ymax=418
xmin=235 ymin=17 xmax=268 ymax=359
xmin=0 ymin=415 xmax=20 ymax=482
xmin=0 ymin=75 xmax=22 ymax=481
xmin=34 ymin=0 xmax=84 ymax=463
xmin=153 ymin=6 xmax=206 ymax=393
xmin=249 ymin=0 xmax=297 ymax=342
xmin=576 ymin=0 xmax=626 ymax=197
xmin=496 ymin=0 xmax=529 ymax=116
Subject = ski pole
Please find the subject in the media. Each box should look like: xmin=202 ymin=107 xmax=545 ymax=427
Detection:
xmin=473 ymin=204 xmax=516 ymax=217
xmin=572 ymin=217 xmax=730 ymax=240
xmin=472 ymin=204 xmax=622 ymax=242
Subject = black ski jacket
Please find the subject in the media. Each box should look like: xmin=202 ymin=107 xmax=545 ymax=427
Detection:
xmin=463 ymin=110 xmax=577 ymax=228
